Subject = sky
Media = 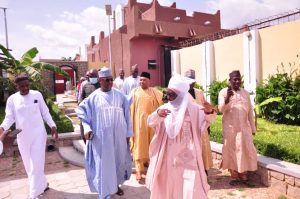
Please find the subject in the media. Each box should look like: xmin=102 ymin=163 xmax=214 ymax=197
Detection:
xmin=0 ymin=0 xmax=299 ymax=60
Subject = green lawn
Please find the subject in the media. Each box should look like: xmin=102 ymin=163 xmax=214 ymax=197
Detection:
xmin=210 ymin=115 xmax=300 ymax=164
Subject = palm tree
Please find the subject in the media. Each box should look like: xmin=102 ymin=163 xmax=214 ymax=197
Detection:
xmin=0 ymin=44 xmax=68 ymax=103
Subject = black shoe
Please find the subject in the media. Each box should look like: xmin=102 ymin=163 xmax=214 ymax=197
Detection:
xmin=229 ymin=179 xmax=240 ymax=186
xmin=116 ymin=187 xmax=124 ymax=196
xmin=44 ymin=183 xmax=49 ymax=192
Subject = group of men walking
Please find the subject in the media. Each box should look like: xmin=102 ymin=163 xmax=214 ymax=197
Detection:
xmin=0 ymin=65 xmax=257 ymax=199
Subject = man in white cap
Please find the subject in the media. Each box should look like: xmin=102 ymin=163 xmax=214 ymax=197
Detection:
xmin=76 ymin=67 xmax=133 ymax=199
xmin=146 ymin=76 xmax=214 ymax=199
xmin=0 ymin=75 xmax=57 ymax=199
xmin=122 ymin=64 xmax=140 ymax=95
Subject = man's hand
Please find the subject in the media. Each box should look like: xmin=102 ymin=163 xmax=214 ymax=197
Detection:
xmin=0 ymin=127 xmax=4 ymax=137
xmin=225 ymin=87 xmax=234 ymax=104
xmin=157 ymin=109 xmax=171 ymax=118
xmin=51 ymin=127 xmax=58 ymax=141
xmin=0 ymin=127 xmax=5 ymax=141
xmin=84 ymin=131 xmax=93 ymax=140
xmin=203 ymin=102 xmax=214 ymax=114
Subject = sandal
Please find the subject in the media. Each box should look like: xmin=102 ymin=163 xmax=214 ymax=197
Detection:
xmin=116 ymin=187 xmax=124 ymax=196
xmin=241 ymin=180 xmax=255 ymax=187
xmin=44 ymin=183 xmax=49 ymax=192
xmin=229 ymin=179 xmax=240 ymax=186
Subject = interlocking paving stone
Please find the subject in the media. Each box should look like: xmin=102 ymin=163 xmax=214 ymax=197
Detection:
xmin=0 ymin=150 xmax=291 ymax=199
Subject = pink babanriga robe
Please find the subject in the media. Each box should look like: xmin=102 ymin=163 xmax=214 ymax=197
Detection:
xmin=218 ymin=88 xmax=257 ymax=173
xmin=193 ymin=88 xmax=215 ymax=170
xmin=146 ymin=102 xmax=210 ymax=199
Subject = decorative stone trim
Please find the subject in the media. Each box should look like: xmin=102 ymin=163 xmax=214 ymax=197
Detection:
xmin=210 ymin=141 xmax=300 ymax=198
xmin=0 ymin=132 xmax=81 ymax=157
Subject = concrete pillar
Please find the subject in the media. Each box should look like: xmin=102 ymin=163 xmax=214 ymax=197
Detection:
xmin=171 ymin=49 xmax=181 ymax=75
xmin=243 ymin=30 xmax=260 ymax=105
xmin=201 ymin=41 xmax=215 ymax=102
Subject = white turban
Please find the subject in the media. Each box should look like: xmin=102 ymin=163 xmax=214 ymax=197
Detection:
xmin=165 ymin=76 xmax=190 ymax=139
xmin=98 ymin=67 xmax=112 ymax=78
xmin=168 ymin=76 xmax=189 ymax=95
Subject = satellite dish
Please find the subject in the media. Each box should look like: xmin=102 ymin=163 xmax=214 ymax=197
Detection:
xmin=0 ymin=141 xmax=3 ymax=155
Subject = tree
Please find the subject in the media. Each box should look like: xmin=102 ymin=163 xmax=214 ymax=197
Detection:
xmin=0 ymin=44 xmax=68 ymax=104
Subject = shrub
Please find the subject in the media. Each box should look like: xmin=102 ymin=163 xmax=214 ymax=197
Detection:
xmin=207 ymin=80 xmax=228 ymax=106
xmin=0 ymin=106 xmax=4 ymax=123
xmin=46 ymin=98 xmax=74 ymax=133
xmin=256 ymin=65 xmax=300 ymax=125
xmin=194 ymin=82 xmax=203 ymax=91
xmin=210 ymin=115 xmax=300 ymax=164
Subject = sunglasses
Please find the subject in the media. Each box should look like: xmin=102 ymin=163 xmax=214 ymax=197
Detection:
xmin=166 ymin=92 xmax=177 ymax=98
xmin=103 ymin=78 xmax=113 ymax=82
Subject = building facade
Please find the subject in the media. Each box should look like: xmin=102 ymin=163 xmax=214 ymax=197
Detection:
xmin=86 ymin=0 xmax=222 ymax=86
xmin=40 ymin=59 xmax=88 ymax=94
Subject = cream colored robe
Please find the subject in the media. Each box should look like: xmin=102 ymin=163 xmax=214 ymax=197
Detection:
xmin=218 ymin=88 xmax=257 ymax=173
xmin=130 ymin=87 xmax=163 ymax=161
xmin=146 ymin=102 xmax=211 ymax=199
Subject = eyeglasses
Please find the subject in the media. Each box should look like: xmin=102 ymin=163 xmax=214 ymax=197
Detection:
xmin=103 ymin=78 xmax=113 ymax=82
xmin=166 ymin=92 xmax=177 ymax=98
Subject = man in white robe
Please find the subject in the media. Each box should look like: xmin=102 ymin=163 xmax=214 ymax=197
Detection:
xmin=76 ymin=67 xmax=133 ymax=199
xmin=0 ymin=75 xmax=58 ymax=199
xmin=122 ymin=64 xmax=140 ymax=95
xmin=113 ymin=68 xmax=125 ymax=91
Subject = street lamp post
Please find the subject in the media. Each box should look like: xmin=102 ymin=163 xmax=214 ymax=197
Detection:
xmin=105 ymin=5 xmax=112 ymax=69
xmin=0 ymin=7 xmax=9 ymax=49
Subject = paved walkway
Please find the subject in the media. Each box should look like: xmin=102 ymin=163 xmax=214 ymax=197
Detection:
xmin=0 ymin=94 xmax=289 ymax=199
xmin=0 ymin=151 xmax=286 ymax=199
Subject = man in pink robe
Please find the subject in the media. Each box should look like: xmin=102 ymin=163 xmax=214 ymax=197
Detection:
xmin=146 ymin=76 xmax=213 ymax=199
xmin=218 ymin=70 xmax=257 ymax=185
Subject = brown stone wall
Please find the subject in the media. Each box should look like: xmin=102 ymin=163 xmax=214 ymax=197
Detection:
xmin=39 ymin=60 xmax=88 ymax=94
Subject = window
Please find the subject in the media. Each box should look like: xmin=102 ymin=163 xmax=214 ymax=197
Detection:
xmin=148 ymin=60 xmax=157 ymax=69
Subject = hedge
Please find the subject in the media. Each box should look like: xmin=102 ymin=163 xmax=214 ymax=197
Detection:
xmin=210 ymin=115 xmax=300 ymax=164
xmin=45 ymin=98 xmax=74 ymax=134
xmin=0 ymin=100 xmax=73 ymax=134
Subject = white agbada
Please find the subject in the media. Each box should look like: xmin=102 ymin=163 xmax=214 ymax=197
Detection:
xmin=0 ymin=90 xmax=56 ymax=198
xmin=122 ymin=76 xmax=140 ymax=95
xmin=113 ymin=76 xmax=125 ymax=91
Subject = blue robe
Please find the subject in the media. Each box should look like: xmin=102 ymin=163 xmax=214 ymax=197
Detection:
xmin=76 ymin=88 xmax=133 ymax=199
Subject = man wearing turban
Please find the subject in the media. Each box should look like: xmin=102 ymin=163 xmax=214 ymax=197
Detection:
xmin=146 ymin=76 xmax=213 ymax=199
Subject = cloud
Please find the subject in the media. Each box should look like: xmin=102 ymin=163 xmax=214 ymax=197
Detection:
xmin=23 ymin=6 xmax=108 ymax=60
xmin=206 ymin=0 xmax=300 ymax=28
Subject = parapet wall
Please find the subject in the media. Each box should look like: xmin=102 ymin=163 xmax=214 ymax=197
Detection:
xmin=211 ymin=141 xmax=300 ymax=199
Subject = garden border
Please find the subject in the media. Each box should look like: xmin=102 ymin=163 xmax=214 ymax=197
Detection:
xmin=211 ymin=141 xmax=300 ymax=198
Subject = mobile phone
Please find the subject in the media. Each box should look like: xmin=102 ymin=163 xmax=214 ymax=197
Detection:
xmin=8 ymin=129 xmax=22 ymax=137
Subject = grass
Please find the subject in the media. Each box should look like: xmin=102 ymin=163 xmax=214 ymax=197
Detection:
xmin=210 ymin=115 xmax=300 ymax=164
xmin=278 ymin=195 xmax=289 ymax=199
